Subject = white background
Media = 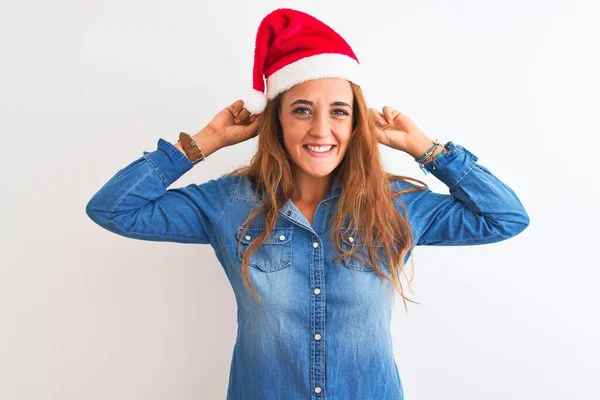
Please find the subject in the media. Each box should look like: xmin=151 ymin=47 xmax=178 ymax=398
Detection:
xmin=1 ymin=0 xmax=598 ymax=399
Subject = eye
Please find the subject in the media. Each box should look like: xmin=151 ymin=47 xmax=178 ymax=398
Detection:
xmin=292 ymin=107 xmax=311 ymax=115
xmin=292 ymin=107 xmax=350 ymax=116
xmin=333 ymin=109 xmax=350 ymax=116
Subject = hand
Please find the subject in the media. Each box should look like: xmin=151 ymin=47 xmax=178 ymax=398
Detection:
xmin=369 ymin=106 xmax=435 ymax=158
xmin=202 ymin=99 xmax=263 ymax=148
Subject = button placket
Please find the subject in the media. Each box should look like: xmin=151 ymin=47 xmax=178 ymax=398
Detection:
xmin=310 ymin=238 xmax=325 ymax=398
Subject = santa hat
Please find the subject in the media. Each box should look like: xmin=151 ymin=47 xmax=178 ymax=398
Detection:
xmin=243 ymin=8 xmax=364 ymax=115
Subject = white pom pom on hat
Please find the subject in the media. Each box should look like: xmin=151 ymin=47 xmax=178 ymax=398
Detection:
xmin=243 ymin=89 xmax=268 ymax=116
xmin=242 ymin=8 xmax=364 ymax=115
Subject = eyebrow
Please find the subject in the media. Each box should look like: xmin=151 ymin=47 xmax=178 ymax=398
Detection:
xmin=290 ymin=99 xmax=352 ymax=108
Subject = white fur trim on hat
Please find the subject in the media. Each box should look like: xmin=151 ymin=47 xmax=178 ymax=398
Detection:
xmin=243 ymin=88 xmax=268 ymax=115
xmin=266 ymin=53 xmax=363 ymax=100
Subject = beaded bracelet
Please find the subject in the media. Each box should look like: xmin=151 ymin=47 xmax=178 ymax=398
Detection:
xmin=414 ymin=141 xmax=440 ymax=163
xmin=415 ymin=139 xmax=447 ymax=175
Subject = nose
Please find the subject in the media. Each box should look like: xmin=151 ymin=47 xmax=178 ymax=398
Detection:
xmin=310 ymin=110 xmax=332 ymax=138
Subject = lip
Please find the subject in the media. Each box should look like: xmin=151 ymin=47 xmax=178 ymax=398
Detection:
xmin=303 ymin=144 xmax=336 ymax=158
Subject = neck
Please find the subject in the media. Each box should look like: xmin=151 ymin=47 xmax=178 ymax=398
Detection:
xmin=291 ymin=169 xmax=333 ymax=205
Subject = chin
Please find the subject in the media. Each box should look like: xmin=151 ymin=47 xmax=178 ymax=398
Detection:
xmin=300 ymin=164 xmax=339 ymax=178
xmin=290 ymin=148 xmax=343 ymax=178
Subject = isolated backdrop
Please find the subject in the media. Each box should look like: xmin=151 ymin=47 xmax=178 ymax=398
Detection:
xmin=1 ymin=0 xmax=598 ymax=399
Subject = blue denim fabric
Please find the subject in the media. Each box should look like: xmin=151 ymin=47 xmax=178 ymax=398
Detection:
xmin=86 ymin=138 xmax=530 ymax=399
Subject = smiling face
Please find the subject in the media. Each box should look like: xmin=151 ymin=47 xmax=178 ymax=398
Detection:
xmin=278 ymin=78 xmax=354 ymax=180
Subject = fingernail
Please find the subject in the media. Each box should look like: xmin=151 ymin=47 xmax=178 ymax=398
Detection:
xmin=233 ymin=110 xmax=238 ymax=117
xmin=235 ymin=118 xmax=240 ymax=123
xmin=379 ymin=119 xmax=386 ymax=125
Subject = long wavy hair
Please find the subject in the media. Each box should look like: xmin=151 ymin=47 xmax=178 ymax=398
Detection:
xmin=224 ymin=82 xmax=429 ymax=312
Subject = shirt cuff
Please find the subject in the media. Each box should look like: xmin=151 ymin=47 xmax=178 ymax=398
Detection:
xmin=420 ymin=141 xmax=479 ymax=189
xmin=142 ymin=138 xmax=194 ymax=187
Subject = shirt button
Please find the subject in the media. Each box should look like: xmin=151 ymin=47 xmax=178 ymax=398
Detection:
xmin=313 ymin=288 xmax=321 ymax=295
xmin=322 ymin=201 xmax=327 ymax=206
xmin=348 ymin=236 xmax=354 ymax=243
xmin=314 ymin=333 xmax=322 ymax=340
xmin=286 ymin=210 xmax=292 ymax=216
xmin=314 ymin=387 xmax=322 ymax=394
xmin=279 ymin=234 xmax=286 ymax=241
xmin=312 ymin=242 xmax=319 ymax=248
xmin=245 ymin=235 xmax=251 ymax=241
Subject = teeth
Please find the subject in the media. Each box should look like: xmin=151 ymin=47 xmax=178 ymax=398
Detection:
xmin=306 ymin=145 xmax=333 ymax=153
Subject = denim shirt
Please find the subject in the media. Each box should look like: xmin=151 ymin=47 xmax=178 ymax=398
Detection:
xmin=86 ymin=138 xmax=530 ymax=399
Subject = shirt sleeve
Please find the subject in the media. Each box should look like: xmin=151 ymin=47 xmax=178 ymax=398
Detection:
xmin=393 ymin=141 xmax=530 ymax=246
xmin=85 ymin=138 xmax=235 ymax=245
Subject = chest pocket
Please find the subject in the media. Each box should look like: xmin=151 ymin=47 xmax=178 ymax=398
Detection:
xmin=236 ymin=227 xmax=293 ymax=272
xmin=340 ymin=229 xmax=389 ymax=273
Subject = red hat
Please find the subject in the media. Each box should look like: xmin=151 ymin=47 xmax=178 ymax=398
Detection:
xmin=243 ymin=8 xmax=365 ymax=115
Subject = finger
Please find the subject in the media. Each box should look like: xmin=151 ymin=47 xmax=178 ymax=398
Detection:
xmin=230 ymin=100 xmax=243 ymax=117
xmin=369 ymin=108 xmax=387 ymax=126
xmin=249 ymin=113 xmax=260 ymax=123
xmin=394 ymin=111 xmax=418 ymax=130
xmin=242 ymin=114 xmax=262 ymax=137
xmin=235 ymin=107 xmax=251 ymax=124
xmin=382 ymin=106 xmax=400 ymax=124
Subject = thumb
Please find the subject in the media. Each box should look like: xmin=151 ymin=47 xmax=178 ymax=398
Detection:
xmin=241 ymin=114 xmax=262 ymax=138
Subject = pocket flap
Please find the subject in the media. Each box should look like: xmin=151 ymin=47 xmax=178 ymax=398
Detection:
xmin=340 ymin=228 xmax=384 ymax=247
xmin=237 ymin=226 xmax=293 ymax=245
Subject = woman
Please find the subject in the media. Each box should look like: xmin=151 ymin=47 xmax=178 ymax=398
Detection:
xmin=86 ymin=8 xmax=530 ymax=400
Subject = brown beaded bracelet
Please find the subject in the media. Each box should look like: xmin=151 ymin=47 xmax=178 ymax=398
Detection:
xmin=417 ymin=139 xmax=447 ymax=173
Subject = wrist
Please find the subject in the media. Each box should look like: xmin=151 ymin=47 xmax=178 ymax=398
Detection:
xmin=192 ymin=128 xmax=224 ymax=157
xmin=409 ymin=137 xmax=447 ymax=163
xmin=406 ymin=137 xmax=436 ymax=159
xmin=174 ymin=128 xmax=223 ymax=159
xmin=421 ymin=145 xmax=445 ymax=164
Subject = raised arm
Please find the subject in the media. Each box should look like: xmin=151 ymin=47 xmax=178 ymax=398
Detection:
xmin=85 ymin=131 xmax=230 ymax=245
xmin=394 ymin=141 xmax=530 ymax=246
xmin=85 ymin=99 xmax=262 ymax=246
